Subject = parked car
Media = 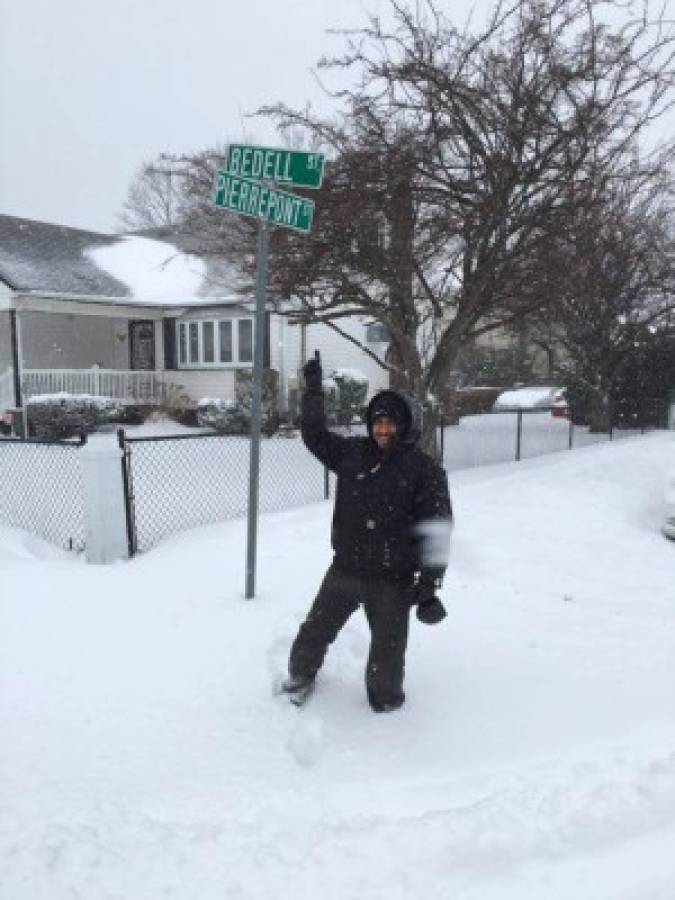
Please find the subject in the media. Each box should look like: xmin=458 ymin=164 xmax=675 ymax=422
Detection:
xmin=550 ymin=389 xmax=570 ymax=419
xmin=493 ymin=386 xmax=568 ymax=417
xmin=662 ymin=470 xmax=675 ymax=540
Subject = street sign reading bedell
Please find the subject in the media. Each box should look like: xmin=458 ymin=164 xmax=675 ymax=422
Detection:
xmin=215 ymin=171 xmax=314 ymax=234
xmin=226 ymin=144 xmax=324 ymax=190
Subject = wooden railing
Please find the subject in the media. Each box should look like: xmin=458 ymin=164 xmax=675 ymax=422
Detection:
xmin=21 ymin=367 xmax=166 ymax=403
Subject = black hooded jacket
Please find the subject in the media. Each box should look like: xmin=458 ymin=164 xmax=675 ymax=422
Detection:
xmin=301 ymin=386 xmax=453 ymax=585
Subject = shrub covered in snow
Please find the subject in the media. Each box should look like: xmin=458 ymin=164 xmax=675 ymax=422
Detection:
xmin=197 ymin=369 xmax=281 ymax=436
xmin=196 ymin=398 xmax=249 ymax=434
xmin=332 ymin=369 xmax=369 ymax=426
xmin=26 ymin=394 xmax=122 ymax=441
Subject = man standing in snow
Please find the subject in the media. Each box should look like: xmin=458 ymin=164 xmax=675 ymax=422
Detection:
xmin=282 ymin=353 xmax=453 ymax=712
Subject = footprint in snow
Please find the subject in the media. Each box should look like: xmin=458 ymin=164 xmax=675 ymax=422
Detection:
xmin=286 ymin=716 xmax=325 ymax=768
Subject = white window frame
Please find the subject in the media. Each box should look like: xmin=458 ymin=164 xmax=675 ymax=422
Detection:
xmin=176 ymin=317 xmax=255 ymax=369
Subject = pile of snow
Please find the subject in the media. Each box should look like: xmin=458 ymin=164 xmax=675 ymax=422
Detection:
xmin=493 ymin=385 xmax=564 ymax=411
xmin=2 ymin=432 xmax=675 ymax=899
xmin=85 ymin=236 xmax=206 ymax=304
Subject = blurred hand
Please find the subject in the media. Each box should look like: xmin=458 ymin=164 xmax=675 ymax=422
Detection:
xmin=303 ymin=353 xmax=323 ymax=392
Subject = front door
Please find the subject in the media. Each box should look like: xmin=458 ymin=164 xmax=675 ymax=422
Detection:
xmin=129 ymin=320 xmax=156 ymax=370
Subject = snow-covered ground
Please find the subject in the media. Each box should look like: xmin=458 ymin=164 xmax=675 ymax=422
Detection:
xmin=2 ymin=432 xmax=674 ymax=899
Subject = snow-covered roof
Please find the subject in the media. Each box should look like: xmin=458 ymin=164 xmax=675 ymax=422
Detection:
xmin=0 ymin=214 xmax=247 ymax=308
xmin=85 ymin=237 xmax=206 ymax=304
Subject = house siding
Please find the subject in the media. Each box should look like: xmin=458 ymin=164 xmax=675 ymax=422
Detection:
xmin=164 ymin=369 xmax=236 ymax=405
xmin=0 ymin=311 xmax=12 ymax=372
xmin=0 ymin=280 xmax=13 ymax=310
xmin=282 ymin=317 xmax=390 ymax=399
xmin=20 ymin=310 xmax=131 ymax=369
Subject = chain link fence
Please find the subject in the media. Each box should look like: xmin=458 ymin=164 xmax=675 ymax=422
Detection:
xmin=439 ymin=405 xmax=668 ymax=471
xmin=0 ymin=436 xmax=87 ymax=550
xmin=120 ymin=430 xmax=329 ymax=553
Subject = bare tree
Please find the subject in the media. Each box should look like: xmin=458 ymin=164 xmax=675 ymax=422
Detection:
xmin=256 ymin=0 xmax=675 ymax=445
xmin=528 ymin=160 xmax=675 ymax=429
xmin=118 ymin=158 xmax=185 ymax=232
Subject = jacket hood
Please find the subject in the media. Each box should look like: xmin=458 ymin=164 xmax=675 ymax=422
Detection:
xmin=366 ymin=390 xmax=415 ymax=443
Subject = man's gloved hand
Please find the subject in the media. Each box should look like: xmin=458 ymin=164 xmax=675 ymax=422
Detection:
xmin=303 ymin=352 xmax=323 ymax=392
xmin=417 ymin=596 xmax=447 ymax=625
xmin=412 ymin=572 xmax=447 ymax=625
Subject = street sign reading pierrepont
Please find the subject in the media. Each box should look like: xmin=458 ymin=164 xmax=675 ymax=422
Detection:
xmin=226 ymin=144 xmax=325 ymax=190
xmin=215 ymin=170 xmax=315 ymax=234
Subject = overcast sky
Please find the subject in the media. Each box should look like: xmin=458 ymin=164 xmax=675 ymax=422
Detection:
xmin=1 ymin=0 xmax=672 ymax=235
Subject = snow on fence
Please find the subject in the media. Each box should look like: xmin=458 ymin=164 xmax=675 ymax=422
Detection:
xmin=22 ymin=368 xmax=165 ymax=403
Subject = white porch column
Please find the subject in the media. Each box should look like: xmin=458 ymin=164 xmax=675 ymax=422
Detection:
xmin=154 ymin=320 xmax=165 ymax=375
xmin=80 ymin=439 xmax=129 ymax=564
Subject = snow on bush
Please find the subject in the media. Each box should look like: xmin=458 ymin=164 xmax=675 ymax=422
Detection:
xmin=331 ymin=369 xmax=369 ymax=425
xmin=197 ymin=370 xmax=281 ymax=435
xmin=26 ymin=393 xmax=122 ymax=441
xmin=196 ymin=398 xmax=249 ymax=434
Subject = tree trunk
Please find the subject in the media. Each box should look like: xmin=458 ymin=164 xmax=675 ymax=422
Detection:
xmin=587 ymin=386 xmax=611 ymax=433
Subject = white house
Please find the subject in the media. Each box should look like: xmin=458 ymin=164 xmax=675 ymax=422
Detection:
xmin=0 ymin=215 xmax=390 ymax=418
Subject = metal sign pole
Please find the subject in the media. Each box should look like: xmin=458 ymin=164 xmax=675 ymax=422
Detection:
xmin=245 ymin=221 xmax=270 ymax=599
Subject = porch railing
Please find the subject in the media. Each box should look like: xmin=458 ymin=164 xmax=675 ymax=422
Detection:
xmin=21 ymin=368 xmax=166 ymax=404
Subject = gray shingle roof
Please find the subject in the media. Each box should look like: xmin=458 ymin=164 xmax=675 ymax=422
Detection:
xmin=0 ymin=215 xmax=248 ymax=303
xmin=0 ymin=215 xmax=131 ymax=297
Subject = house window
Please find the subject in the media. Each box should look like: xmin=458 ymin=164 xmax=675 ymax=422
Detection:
xmin=366 ymin=323 xmax=390 ymax=343
xmin=176 ymin=317 xmax=254 ymax=367
xmin=203 ymin=321 xmax=215 ymax=363
xmin=238 ymin=319 xmax=253 ymax=363
xmin=219 ymin=321 xmax=233 ymax=363
xmin=189 ymin=323 xmax=199 ymax=364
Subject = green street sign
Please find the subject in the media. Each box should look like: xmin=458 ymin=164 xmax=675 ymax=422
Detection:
xmin=215 ymin=170 xmax=315 ymax=234
xmin=226 ymin=144 xmax=324 ymax=190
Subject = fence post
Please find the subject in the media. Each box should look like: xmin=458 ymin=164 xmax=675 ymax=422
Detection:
xmin=324 ymin=465 xmax=330 ymax=500
xmin=117 ymin=429 xmax=136 ymax=556
xmin=515 ymin=410 xmax=523 ymax=461
xmin=80 ymin=436 xmax=130 ymax=564
xmin=568 ymin=417 xmax=574 ymax=450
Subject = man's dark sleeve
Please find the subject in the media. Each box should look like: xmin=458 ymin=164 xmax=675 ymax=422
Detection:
xmin=412 ymin=457 xmax=453 ymax=583
xmin=301 ymin=386 xmax=352 ymax=472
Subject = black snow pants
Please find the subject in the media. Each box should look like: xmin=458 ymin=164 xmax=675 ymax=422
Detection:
xmin=288 ymin=564 xmax=411 ymax=711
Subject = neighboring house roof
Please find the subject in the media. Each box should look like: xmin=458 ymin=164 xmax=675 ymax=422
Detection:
xmin=0 ymin=214 xmax=247 ymax=307
xmin=0 ymin=215 xmax=129 ymax=296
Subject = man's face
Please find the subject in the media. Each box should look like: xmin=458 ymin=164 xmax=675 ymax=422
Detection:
xmin=372 ymin=415 xmax=398 ymax=449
